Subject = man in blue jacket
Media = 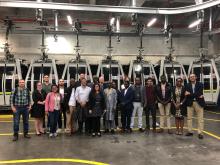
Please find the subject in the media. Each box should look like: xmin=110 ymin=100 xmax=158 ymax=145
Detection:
xmin=121 ymin=80 xmax=134 ymax=133
xmin=185 ymin=73 xmax=205 ymax=139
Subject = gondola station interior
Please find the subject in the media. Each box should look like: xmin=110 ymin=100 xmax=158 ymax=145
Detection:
xmin=0 ymin=0 xmax=220 ymax=165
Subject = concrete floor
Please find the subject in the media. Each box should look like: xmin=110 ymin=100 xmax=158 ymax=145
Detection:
xmin=0 ymin=109 xmax=220 ymax=165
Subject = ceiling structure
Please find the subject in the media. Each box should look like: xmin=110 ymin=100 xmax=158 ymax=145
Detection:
xmin=0 ymin=0 xmax=220 ymax=36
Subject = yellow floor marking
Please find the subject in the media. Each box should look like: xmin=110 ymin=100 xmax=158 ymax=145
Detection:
xmin=205 ymin=110 xmax=220 ymax=115
xmin=0 ymin=158 xmax=109 ymax=165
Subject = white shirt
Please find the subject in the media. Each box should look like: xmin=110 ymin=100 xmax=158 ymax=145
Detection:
xmin=59 ymin=88 xmax=65 ymax=99
xmin=68 ymin=88 xmax=76 ymax=106
xmin=75 ymin=86 xmax=91 ymax=103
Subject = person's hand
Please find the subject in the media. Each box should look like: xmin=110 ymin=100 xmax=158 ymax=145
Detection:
xmin=185 ymin=91 xmax=190 ymax=96
xmin=11 ymin=106 xmax=16 ymax=113
xmin=28 ymin=105 xmax=32 ymax=111
xmin=199 ymin=95 xmax=204 ymax=99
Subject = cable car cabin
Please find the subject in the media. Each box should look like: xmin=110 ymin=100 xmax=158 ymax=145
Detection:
xmin=188 ymin=59 xmax=219 ymax=104
xmin=0 ymin=59 xmax=22 ymax=108
xmin=97 ymin=59 xmax=124 ymax=90
xmin=128 ymin=60 xmax=158 ymax=85
xmin=159 ymin=59 xmax=188 ymax=86
xmin=62 ymin=59 xmax=93 ymax=87
xmin=25 ymin=58 xmax=58 ymax=93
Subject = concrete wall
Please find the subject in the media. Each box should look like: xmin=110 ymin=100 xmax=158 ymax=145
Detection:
xmin=0 ymin=32 xmax=212 ymax=65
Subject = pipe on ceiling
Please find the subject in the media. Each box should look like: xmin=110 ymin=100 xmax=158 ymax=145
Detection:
xmin=0 ymin=0 xmax=220 ymax=15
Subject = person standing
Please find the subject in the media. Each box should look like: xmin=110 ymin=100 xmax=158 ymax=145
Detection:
xmin=156 ymin=75 xmax=172 ymax=134
xmin=57 ymin=79 xmax=68 ymax=133
xmin=142 ymin=78 xmax=157 ymax=133
xmin=31 ymin=82 xmax=47 ymax=135
xmin=172 ymin=78 xmax=187 ymax=135
xmin=185 ymin=74 xmax=205 ymax=139
xmin=10 ymin=79 xmax=31 ymax=141
xmin=112 ymin=81 xmax=122 ymax=130
xmin=45 ymin=84 xmax=61 ymax=138
xmin=88 ymin=83 xmax=105 ymax=137
xmin=121 ymin=80 xmax=134 ymax=133
xmin=76 ymin=73 xmax=85 ymax=88
xmin=42 ymin=75 xmax=52 ymax=131
xmin=75 ymin=78 xmax=91 ymax=134
xmin=104 ymin=82 xmax=117 ymax=133
xmin=66 ymin=79 xmax=77 ymax=135
xmin=130 ymin=77 xmax=144 ymax=132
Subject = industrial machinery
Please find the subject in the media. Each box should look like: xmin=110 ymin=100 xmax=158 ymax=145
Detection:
xmin=188 ymin=15 xmax=219 ymax=104
xmin=158 ymin=24 xmax=188 ymax=86
xmin=62 ymin=19 xmax=93 ymax=86
xmin=96 ymin=17 xmax=124 ymax=89
xmin=25 ymin=23 xmax=58 ymax=93
xmin=128 ymin=22 xmax=158 ymax=85
xmin=0 ymin=18 xmax=23 ymax=108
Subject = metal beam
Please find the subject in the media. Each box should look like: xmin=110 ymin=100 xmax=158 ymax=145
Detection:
xmin=0 ymin=0 xmax=220 ymax=15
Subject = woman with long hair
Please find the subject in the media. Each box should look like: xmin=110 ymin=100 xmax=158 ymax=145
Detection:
xmin=31 ymin=82 xmax=46 ymax=135
xmin=88 ymin=83 xmax=105 ymax=137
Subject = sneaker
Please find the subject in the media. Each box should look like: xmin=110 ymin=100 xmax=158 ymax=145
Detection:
xmin=92 ymin=133 xmax=96 ymax=137
xmin=53 ymin=133 xmax=58 ymax=137
xmin=56 ymin=129 xmax=62 ymax=133
xmin=97 ymin=132 xmax=101 ymax=137
xmin=49 ymin=133 xmax=53 ymax=138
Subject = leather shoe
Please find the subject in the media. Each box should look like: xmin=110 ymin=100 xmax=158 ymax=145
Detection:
xmin=12 ymin=134 xmax=18 ymax=141
xmin=198 ymin=134 xmax=204 ymax=139
xmin=24 ymin=134 xmax=31 ymax=139
xmin=185 ymin=132 xmax=193 ymax=136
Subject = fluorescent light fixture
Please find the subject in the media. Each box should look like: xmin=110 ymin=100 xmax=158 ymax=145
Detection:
xmin=188 ymin=19 xmax=202 ymax=28
xmin=67 ymin=15 xmax=72 ymax=25
xmin=110 ymin=17 xmax=115 ymax=26
xmin=147 ymin=18 xmax=157 ymax=27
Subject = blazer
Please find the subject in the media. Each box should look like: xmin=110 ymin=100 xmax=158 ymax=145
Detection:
xmin=156 ymin=83 xmax=172 ymax=103
xmin=185 ymin=82 xmax=206 ymax=107
xmin=45 ymin=92 xmax=61 ymax=112
xmin=121 ymin=86 xmax=134 ymax=110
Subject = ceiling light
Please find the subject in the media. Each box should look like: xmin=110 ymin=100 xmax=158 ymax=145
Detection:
xmin=147 ymin=18 xmax=157 ymax=27
xmin=188 ymin=19 xmax=202 ymax=28
xmin=67 ymin=15 xmax=72 ymax=25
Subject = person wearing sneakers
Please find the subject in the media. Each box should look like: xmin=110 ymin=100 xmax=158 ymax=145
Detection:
xmin=185 ymin=73 xmax=205 ymax=139
xmin=45 ymin=84 xmax=61 ymax=138
xmin=156 ymin=75 xmax=172 ymax=134
xmin=10 ymin=79 xmax=31 ymax=141
xmin=130 ymin=77 xmax=144 ymax=132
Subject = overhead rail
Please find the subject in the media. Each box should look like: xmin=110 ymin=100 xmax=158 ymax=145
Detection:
xmin=0 ymin=0 xmax=220 ymax=15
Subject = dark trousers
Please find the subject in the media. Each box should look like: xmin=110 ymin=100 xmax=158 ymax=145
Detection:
xmin=121 ymin=107 xmax=133 ymax=130
xmin=86 ymin=117 xmax=93 ymax=133
xmin=91 ymin=117 xmax=101 ymax=133
xmin=49 ymin=110 xmax=60 ymax=133
xmin=13 ymin=107 xmax=29 ymax=134
xmin=145 ymin=104 xmax=156 ymax=130
xmin=58 ymin=103 xmax=66 ymax=129
xmin=114 ymin=105 xmax=120 ymax=127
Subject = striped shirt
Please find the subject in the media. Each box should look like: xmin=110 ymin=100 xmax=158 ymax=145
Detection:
xmin=10 ymin=87 xmax=31 ymax=107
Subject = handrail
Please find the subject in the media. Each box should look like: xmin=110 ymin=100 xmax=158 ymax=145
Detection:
xmin=0 ymin=0 xmax=220 ymax=15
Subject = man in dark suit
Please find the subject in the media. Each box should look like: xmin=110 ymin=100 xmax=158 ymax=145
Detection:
xmin=121 ymin=80 xmax=134 ymax=133
xmin=185 ymin=73 xmax=205 ymax=139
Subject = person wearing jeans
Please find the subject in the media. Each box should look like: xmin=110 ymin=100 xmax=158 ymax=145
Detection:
xmin=130 ymin=77 xmax=144 ymax=132
xmin=45 ymin=84 xmax=61 ymax=138
xmin=10 ymin=79 xmax=31 ymax=141
xmin=156 ymin=75 xmax=172 ymax=134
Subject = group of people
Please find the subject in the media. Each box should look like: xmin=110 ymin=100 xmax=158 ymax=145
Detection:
xmin=10 ymin=73 xmax=205 ymax=141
